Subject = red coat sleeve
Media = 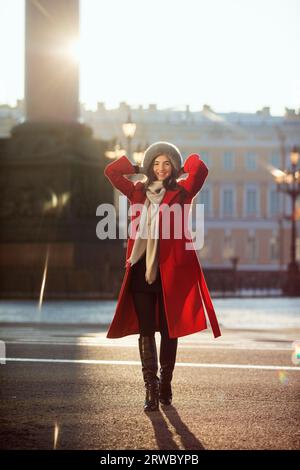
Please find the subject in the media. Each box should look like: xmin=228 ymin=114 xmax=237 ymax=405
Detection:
xmin=104 ymin=155 xmax=137 ymax=200
xmin=178 ymin=154 xmax=208 ymax=199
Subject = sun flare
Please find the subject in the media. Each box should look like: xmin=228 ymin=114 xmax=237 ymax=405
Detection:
xmin=67 ymin=39 xmax=80 ymax=63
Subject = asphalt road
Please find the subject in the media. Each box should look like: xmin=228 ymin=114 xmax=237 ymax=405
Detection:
xmin=0 ymin=324 xmax=299 ymax=450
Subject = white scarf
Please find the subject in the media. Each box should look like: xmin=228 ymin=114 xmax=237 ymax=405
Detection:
xmin=127 ymin=180 xmax=166 ymax=284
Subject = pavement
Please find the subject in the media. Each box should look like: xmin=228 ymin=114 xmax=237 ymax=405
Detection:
xmin=0 ymin=323 xmax=299 ymax=450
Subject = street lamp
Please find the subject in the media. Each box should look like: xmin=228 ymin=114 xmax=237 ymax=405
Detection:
xmin=105 ymin=142 xmax=126 ymax=160
xmin=272 ymin=146 xmax=300 ymax=295
xmin=122 ymin=112 xmax=136 ymax=161
xmin=105 ymin=133 xmax=141 ymax=252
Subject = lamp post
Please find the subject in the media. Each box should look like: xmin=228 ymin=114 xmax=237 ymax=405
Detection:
xmin=275 ymin=126 xmax=287 ymax=272
xmin=272 ymin=146 xmax=300 ymax=296
xmin=106 ymin=108 xmax=138 ymax=252
xmin=223 ymin=245 xmax=239 ymax=295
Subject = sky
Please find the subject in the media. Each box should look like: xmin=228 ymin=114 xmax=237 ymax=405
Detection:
xmin=0 ymin=0 xmax=299 ymax=115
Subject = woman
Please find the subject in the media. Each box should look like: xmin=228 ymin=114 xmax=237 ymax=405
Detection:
xmin=104 ymin=141 xmax=221 ymax=412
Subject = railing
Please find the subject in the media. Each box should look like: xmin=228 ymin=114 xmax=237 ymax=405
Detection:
xmin=0 ymin=267 xmax=298 ymax=299
xmin=204 ymin=269 xmax=288 ymax=297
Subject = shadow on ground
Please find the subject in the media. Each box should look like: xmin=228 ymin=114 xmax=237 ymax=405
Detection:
xmin=145 ymin=405 xmax=205 ymax=450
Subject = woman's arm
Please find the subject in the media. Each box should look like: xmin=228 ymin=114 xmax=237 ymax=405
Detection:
xmin=104 ymin=155 xmax=139 ymax=200
xmin=178 ymin=154 xmax=208 ymax=199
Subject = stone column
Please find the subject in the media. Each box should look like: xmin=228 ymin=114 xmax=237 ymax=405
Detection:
xmin=25 ymin=0 xmax=79 ymax=122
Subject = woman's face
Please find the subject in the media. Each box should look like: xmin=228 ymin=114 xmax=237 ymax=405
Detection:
xmin=152 ymin=154 xmax=172 ymax=181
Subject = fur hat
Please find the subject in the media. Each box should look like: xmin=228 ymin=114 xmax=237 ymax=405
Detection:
xmin=141 ymin=141 xmax=183 ymax=174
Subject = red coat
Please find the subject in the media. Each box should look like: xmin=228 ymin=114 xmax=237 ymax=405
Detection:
xmin=104 ymin=154 xmax=221 ymax=340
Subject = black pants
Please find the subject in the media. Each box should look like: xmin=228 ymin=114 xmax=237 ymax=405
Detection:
xmin=131 ymin=290 xmax=169 ymax=337
xmin=130 ymin=253 xmax=175 ymax=341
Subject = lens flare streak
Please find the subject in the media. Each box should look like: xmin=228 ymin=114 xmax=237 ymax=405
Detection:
xmin=38 ymin=244 xmax=50 ymax=312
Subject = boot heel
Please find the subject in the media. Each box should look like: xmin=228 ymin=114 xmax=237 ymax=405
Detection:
xmin=159 ymin=336 xmax=178 ymax=406
xmin=159 ymin=382 xmax=172 ymax=405
xmin=144 ymin=383 xmax=159 ymax=412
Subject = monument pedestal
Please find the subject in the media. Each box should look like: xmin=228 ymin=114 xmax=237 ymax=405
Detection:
xmin=0 ymin=122 xmax=124 ymax=299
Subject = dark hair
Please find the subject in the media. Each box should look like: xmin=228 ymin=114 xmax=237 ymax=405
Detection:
xmin=143 ymin=153 xmax=186 ymax=197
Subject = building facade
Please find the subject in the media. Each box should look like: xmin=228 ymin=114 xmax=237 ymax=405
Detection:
xmin=82 ymin=102 xmax=300 ymax=273
xmin=1 ymin=101 xmax=300 ymax=275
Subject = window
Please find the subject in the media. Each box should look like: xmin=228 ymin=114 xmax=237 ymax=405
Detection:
xmin=245 ymin=152 xmax=257 ymax=170
xmin=220 ymin=185 xmax=236 ymax=218
xmin=269 ymin=188 xmax=280 ymax=217
xmin=200 ymin=151 xmax=210 ymax=168
xmin=244 ymin=185 xmax=260 ymax=218
xmin=199 ymin=187 xmax=211 ymax=217
xmin=223 ymin=189 xmax=234 ymax=216
xmin=223 ymin=151 xmax=235 ymax=171
xmin=246 ymin=188 xmax=257 ymax=216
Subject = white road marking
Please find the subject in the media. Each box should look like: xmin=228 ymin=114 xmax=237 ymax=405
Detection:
xmin=1 ymin=357 xmax=300 ymax=371
xmin=2 ymin=340 xmax=293 ymax=352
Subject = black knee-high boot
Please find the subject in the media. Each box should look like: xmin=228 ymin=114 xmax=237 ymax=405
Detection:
xmin=159 ymin=336 xmax=178 ymax=405
xmin=138 ymin=336 xmax=159 ymax=412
